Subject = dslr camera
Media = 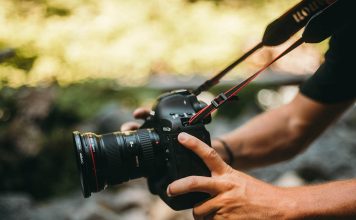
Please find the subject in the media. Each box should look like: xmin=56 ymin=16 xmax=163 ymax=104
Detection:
xmin=73 ymin=90 xmax=212 ymax=210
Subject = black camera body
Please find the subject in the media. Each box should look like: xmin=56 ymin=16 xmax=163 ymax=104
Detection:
xmin=72 ymin=89 xmax=212 ymax=210
xmin=142 ymin=89 xmax=212 ymax=210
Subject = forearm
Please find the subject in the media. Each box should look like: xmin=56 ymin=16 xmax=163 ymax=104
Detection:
xmin=213 ymin=93 xmax=353 ymax=170
xmin=214 ymin=104 xmax=310 ymax=170
xmin=285 ymin=179 xmax=356 ymax=219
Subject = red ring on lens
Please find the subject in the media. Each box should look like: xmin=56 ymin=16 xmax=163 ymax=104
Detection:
xmin=88 ymin=135 xmax=99 ymax=191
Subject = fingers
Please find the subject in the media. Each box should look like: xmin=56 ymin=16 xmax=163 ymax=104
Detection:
xmin=167 ymin=176 xmax=222 ymax=197
xmin=121 ymin=107 xmax=150 ymax=131
xmin=178 ymin=132 xmax=227 ymax=174
xmin=133 ymin=107 xmax=150 ymax=119
xmin=120 ymin=122 xmax=141 ymax=131
xmin=193 ymin=198 xmax=220 ymax=220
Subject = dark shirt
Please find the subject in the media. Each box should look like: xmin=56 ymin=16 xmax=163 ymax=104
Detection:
xmin=300 ymin=23 xmax=356 ymax=103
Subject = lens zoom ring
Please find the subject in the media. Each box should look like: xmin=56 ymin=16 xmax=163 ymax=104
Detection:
xmin=102 ymin=133 xmax=125 ymax=184
xmin=138 ymin=130 xmax=155 ymax=172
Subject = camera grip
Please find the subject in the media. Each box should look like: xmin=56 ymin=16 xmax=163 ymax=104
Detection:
xmin=147 ymin=129 xmax=211 ymax=210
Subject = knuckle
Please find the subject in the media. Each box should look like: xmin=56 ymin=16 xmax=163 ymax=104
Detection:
xmin=120 ymin=124 xmax=129 ymax=131
xmin=192 ymin=208 xmax=203 ymax=219
xmin=222 ymin=165 xmax=234 ymax=175
xmin=219 ymin=194 xmax=233 ymax=205
xmin=206 ymin=148 xmax=218 ymax=159
xmin=221 ymin=180 xmax=234 ymax=190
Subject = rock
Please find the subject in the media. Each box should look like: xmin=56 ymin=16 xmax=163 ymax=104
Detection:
xmin=0 ymin=193 xmax=33 ymax=220
xmin=70 ymin=198 xmax=119 ymax=220
xmin=149 ymin=198 xmax=192 ymax=220
xmin=273 ymin=171 xmax=305 ymax=187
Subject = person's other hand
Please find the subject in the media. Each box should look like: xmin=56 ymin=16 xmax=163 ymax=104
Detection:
xmin=167 ymin=133 xmax=296 ymax=220
xmin=120 ymin=107 xmax=151 ymax=131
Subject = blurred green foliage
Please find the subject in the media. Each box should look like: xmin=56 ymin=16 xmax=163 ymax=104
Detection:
xmin=0 ymin=0 xmax=301 ymax=88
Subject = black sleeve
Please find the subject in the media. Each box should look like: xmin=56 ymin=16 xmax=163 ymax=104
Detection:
xmin=300 ymin=23 xmax=356 ymax=104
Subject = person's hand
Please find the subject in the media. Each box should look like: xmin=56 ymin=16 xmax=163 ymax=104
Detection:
xmin=167 ymin=133 xmax=296 ymax=220
xmin=120 ymin=107 xmax=151 ymax=131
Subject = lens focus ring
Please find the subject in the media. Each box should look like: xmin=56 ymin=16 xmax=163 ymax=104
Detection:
xmin=138 ymin=130 xmax=155 ymax=173
xmin=101 ymin=133 xmax=126 ymax=184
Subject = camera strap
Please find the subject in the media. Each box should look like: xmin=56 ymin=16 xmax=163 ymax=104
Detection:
xmin=189 ymin=38 xmax=304 ymax=125
xmin=189 ymin=0 xmax=348 ymax=125
xmin=192 ymin=0 xmax=337 ymax=96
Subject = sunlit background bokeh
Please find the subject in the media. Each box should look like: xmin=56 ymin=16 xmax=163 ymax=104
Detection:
xmin=1 ymin=0 xmax=324 ymax=88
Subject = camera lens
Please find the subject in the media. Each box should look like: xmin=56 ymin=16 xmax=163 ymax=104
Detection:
xmin=72 ymin=129 xmax=160 ymax=198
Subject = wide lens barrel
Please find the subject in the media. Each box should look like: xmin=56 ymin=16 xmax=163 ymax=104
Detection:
xmin=72 ymin=129 xmax=160 ymax=198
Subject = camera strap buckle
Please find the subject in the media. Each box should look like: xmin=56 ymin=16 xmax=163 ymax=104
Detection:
xmin=188 ymin=93 xmax=238 ymax=125
xmin=211 ymin=93 xmax=228 ymax=108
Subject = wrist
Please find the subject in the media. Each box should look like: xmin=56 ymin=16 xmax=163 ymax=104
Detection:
xmin=212 ymin=138 xmax=234 ymax=165
xmin=211 ymin=139 xmax=229 ymax=163
xmin=279 ymin=187 xmax=315 ymax=220
xmin=275 ymin=187 xmax=301 ymax=219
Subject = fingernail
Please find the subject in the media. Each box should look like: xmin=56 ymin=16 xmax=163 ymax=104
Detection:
xmin=133 ymin=110 xmax=138 ymax=116
xmin=178 ymin=132 xmax=188 ymax=142
xmin=166 ymin=185 xmax=172 ymax=197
